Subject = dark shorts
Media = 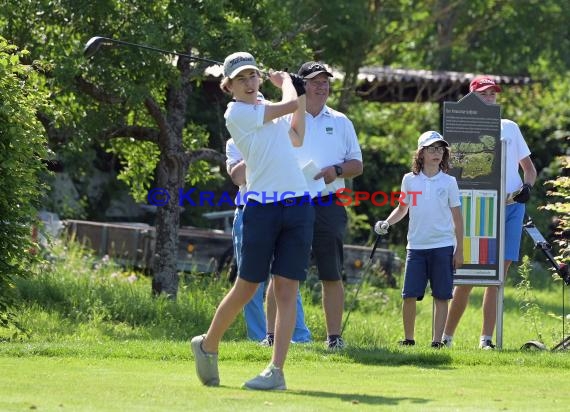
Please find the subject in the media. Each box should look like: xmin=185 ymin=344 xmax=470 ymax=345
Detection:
xmin=239 ymin=197 xmax=315 ymax=283
xmin=311 ymin=196 xmax=347 ymax=281
xmin=402 ymin=246 xmax=454 ymax=301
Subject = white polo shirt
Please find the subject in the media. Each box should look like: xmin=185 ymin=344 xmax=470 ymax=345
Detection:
xmin=225 ymin=101 xmax=308 ymax=203
xmin=225 ymin=138 xmax=246 ymax=206
xmin=403 ymin=171 xmax=461 ymax=250
xmin=501 ymin=119 xmax=531 ymax=194
xmin=294 ymin=105 xmax=362 ymax=195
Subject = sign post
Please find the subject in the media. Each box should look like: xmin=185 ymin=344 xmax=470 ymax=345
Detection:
xmin=443 ymin=93 xmax=506 ymax=347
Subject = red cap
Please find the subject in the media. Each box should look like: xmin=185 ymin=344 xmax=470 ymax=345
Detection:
xmin=469 ymin=76 xmax=502 ymax=93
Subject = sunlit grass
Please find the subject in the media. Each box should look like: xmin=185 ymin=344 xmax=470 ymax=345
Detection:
xmin=3 ymin=238 xmax=569 ymax=354
xmin=1 ymin=239 xmax=570 ymax=410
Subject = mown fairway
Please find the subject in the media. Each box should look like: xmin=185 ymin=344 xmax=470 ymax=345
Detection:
xmin=1 ymin=341 xmax=570 ymax=411
xmin=1 ymin=245 xmax=568 ymax=411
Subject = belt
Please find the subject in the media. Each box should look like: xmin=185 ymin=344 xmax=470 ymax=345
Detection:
xmin=278 ymin=195 xmax=311 ymax=206
xmin=247 ymin=195 xmax=311 ymax=207
xmin=312 ymin=193 xmax=337 ymax=204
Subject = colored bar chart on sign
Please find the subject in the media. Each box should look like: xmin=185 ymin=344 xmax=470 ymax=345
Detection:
xmin=459 ymin=189 xmax=498 ymax=265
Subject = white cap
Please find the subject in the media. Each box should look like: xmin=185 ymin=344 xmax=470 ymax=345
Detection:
xmin=223 ymin=52 xmax=259 ymax=79
xmin=417 ymin=131 xmax=449 ymax=149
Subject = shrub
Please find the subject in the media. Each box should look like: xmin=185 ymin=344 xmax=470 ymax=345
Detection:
xmin=0 ymin=37 xmax=49 ymax=330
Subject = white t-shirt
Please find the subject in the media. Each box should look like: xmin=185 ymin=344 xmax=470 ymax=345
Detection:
xmin=224 ymin=101 xmax=308 ymax=203
xmin=501 ymin=119 xmax=531 ymax=193
xmin=402 ymin=171 xmax=461 ymax=250
xmin=294 ymin=105 xmax=362 ymax=195
xmin=225 ymin=138 xmax=246 ymax=206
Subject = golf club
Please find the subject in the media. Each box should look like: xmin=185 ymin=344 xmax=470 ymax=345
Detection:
xmin=340 ymin=230 xmax=385 ymax=336
xmin=520 ymin=214 xmax=570 ymax=351
xmin=83 ymin=36 xmax=222 ymax=66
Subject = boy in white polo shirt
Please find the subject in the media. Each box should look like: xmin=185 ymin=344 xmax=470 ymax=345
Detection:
xmin=374 ymin=131 xmax=464 ymax=348
xmin=225 ymin=136 xmax=312 ymax=345
xmin=191 ymin=52 xmax=313 ymax=390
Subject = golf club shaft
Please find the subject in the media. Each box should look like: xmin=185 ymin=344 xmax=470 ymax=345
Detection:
xmin=340 ymin=234 xmax=383 ymax=336
xmin=85 ymin=36 xmax=222 ymax=65
xmin=85 ymin=36 xmax=274 ymax=78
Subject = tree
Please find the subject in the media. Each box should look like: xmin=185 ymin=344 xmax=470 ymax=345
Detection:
xmin=1 ymin=0 xmax=312 ymax=298
xmin=2 ymin=0 xmax=569 ymax=297
xmin=296 ymin=0 xmax=400 ymax=111
xmin=0 ymin=36 xmax=49 ymax=329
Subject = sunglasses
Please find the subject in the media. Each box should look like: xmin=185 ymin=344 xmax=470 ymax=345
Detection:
xmin=423 ymin=146 xmax=446 ymax=154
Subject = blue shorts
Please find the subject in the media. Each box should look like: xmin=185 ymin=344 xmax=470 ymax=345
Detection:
xmin=402 ymin=246 xmax=454 ymax=301
xmin=239 ymin=197 xmax=315 ymax=282
xmin=504 ymin=202 xmax=525 ymax=262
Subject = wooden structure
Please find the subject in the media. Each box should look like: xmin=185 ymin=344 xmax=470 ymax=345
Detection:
xmin=204 ymin=65 xmax=532 ymax=104
xmin=65 ymin=219 xmax=233 ymax=275
xmin=355 ymin=67 xmax=531 ymax=103
xmin=65 ymin=219 xmax=400 ymax=284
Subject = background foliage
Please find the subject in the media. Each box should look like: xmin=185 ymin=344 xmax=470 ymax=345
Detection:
xmin=0 ymin=0 xmax=568 ymax=300
xmin=0 ymin=36 xmax=49 ymax=328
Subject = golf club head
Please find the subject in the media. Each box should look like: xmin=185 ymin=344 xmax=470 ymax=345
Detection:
xmin=83 ymin=36 xmax=112 ymax=58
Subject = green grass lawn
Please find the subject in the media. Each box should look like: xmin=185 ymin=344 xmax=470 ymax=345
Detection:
xmin=2 ymin=341 xmax=570 ymax=411
xmin=1 ymin=243 xmax=569 ymax=411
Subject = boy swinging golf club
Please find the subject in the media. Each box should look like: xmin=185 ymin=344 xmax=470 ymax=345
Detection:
xmin=191 ymin=51 xmax=312 ymax=390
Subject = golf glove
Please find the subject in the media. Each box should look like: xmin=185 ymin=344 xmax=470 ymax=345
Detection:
xmin=374 ymin=220 xmax=390 ymax=235
xmin=290 ymin=74 xmax=306 ymax=97
xmin=513 ymin=183 xmax=532 ymax=204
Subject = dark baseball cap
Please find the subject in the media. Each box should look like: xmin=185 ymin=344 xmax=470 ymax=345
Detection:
xmin=298 ymin=61 xmax=333 ymax=79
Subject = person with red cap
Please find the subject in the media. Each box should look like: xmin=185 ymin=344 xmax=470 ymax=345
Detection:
xmin=442 ymin=75 xmax=537 ymax=349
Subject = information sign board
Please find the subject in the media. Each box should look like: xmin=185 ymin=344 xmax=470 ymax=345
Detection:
xmin=443 ymin=93 xmax=504 ymax=284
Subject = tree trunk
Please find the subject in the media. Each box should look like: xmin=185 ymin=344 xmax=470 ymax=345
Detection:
xmin=149 ymin=55 xmax=194 ymax=299
xmin=435 ymin=0 xmax=459 ymax=70
xmin=151 ymin=143 xmax=189 ymax=298
xmin=338 ymin=69 xmax=358 ymax=113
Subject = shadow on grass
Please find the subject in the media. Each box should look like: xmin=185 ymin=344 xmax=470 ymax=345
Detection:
xmin=316 ymin=346 xmax=454 ymax=368
xmin=209 ymin=384 xmax=429 ymax=407
xmin=287 ymin=388 xmax=429 ymax=407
